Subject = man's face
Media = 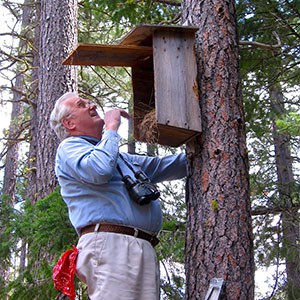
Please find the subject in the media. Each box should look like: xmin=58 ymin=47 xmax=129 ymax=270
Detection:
xmin=62 ymin=96 xmax=105 ymax=137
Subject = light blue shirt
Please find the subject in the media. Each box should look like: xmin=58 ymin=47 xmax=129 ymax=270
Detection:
xmin=55 ymin=130 xmax=187 ymax=235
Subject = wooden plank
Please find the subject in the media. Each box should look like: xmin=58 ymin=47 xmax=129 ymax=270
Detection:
xmin=153 ymin=30 xmax=202 ymax=132
xmin=132 ymin=65 xmax=155 ymax=111
xmin=132 ymin=66 xmax=156 ymax=145
xmin=134 ymin=119 xmax=199 ymax=147
xmin=63 ymin=43 xmax=153 ymax=67
xmin=131 ymin=65 xmax=195 ymax=147
xmin=119 ymin=24 xmax=198 ymax=46
xmin=157 ymin=125 xmax=200 ymax=147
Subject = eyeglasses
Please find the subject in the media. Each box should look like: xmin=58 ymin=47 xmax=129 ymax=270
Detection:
xmin=62 ymin=98 xmax=94 ymax=121
xmin=75 ymin=98 xmax=93 ymax=108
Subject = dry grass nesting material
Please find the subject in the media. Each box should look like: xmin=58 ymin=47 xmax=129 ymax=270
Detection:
xmin=139 ymin=110 xmax=159 ymax=144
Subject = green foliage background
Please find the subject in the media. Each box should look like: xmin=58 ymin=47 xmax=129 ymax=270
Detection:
xmin=0 ymin=184 xmax=187 ymax=299
xmin=0 ymin=0 xmax=300 ymax=299
xmin=0 ymin=190 xmax=78 ymax=299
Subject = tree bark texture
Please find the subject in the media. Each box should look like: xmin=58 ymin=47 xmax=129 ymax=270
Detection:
xmin=2 ymin=0 xmax=34 ymax=205
xmin=270 ymin=87 xmax=300 ymax=298
xmin=36 ymin=0 xmax=78 ymax=200
xmin=26 ymin=0 xmax=40 ymax=204
xmin=1 ymin=0 xmax=36 ymax=284
xmin=2 ymin=83 xmax=22 ymax=206
xmin=127 ymin=105 xmax=136 ymax=154
xmin=181 ymin=0 xmax=254 ymax=299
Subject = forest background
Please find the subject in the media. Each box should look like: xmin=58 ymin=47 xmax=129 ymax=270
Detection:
xmin=0 ymin=0 xmax=299 ymax=299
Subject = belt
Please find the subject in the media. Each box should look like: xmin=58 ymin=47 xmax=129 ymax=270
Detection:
xmin=80 ymin=223 xmax=160 ymax=247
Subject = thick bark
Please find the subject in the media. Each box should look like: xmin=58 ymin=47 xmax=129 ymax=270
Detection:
xmin=35 ymin=0 xmax=78 ymax=200
xmin=2 ymin=89 xmax=22 ymax=205
xmin=2 ymin=0 xmax=33 ymax=205
xmin=26 ymin=0 xmax=40 ymax=204
xmin=182 ymin=0 xmax=254 ymax=299
xmin=1 ymin=0 xmax=34 ymax=285
xmin=128 ymin=105 xmax=136 ymax=154
xmin=270 ymin=87 xmax=300 ymax=298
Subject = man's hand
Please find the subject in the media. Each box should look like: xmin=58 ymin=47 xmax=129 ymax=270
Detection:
xmin=104 ymin=109 xmax=131 ymax=132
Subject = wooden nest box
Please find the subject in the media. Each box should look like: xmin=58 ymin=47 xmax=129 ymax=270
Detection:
xmin=63 ymin=24 xmax=202 ymax=147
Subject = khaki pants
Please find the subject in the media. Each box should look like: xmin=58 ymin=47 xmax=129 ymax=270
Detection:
xmin=76 ymin=231 xmax=160 ymax=300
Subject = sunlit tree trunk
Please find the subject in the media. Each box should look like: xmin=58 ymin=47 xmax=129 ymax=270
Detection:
xmin=1 ymin=0 xmax=35 ymax=284
xmin=35 ymin=0 xmax=78 ymax=200
xmin=26 ymin=0 xmax=40 ymax=204
xmin=2 ymin=87 xmax=22 ymax=206
xmin=128 ymin=103 xmax=136 ymax=154
xmin=270 ymin=87 xmax=300 ymax=299
xmin=2 ymin=0 xmax=33 ymax=205
xmin=182 ymin=0 xmax=254 ymax=298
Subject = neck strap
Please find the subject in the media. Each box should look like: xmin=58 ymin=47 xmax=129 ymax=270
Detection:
xmin=79 ymin=136 xmax=135 ymax=178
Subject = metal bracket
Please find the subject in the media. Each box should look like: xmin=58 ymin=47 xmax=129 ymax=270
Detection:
xmin=204 ymin=278 xmax=225 ymax=300
xmin=134 ymin=228 xmax=139 ymax=237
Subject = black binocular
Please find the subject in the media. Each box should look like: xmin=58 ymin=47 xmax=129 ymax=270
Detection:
xmin=122 ymin=171 xmax=160 ymax=205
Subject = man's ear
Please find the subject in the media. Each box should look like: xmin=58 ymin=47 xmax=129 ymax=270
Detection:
xmin=62 ymin=118 xmax=76 ymax=130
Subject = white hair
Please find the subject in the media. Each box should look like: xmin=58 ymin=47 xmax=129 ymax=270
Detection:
xmin=50 ymin=92 xmax=77 ymax=140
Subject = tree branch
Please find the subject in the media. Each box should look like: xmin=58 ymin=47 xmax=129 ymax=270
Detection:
xmin=251 ymin=205 xmax=300 ymax=216
xmin=239 ymin=31 xmax=282 ymax=51
xmin=152 ymin=0 xmax=181 ymax=6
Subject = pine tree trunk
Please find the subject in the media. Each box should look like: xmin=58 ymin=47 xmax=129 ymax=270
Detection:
xmin=2 ymin=88 xmax=22 ymax=205
xmin=182 ymin=0 xmax=254 ymax=299
xmin=2 ymin=0 xmax=33 ymax=205
xmin=270 ymin=87 xmax=300 ymax=298
xmin=128 ymin=108 xmax=136 ymax=154
xmin=1 ymin=0 xmax=35 ymax=283
xmin=35 ymin=0 xmax=78 ymax=200
xmin=26 ymin=0 xmax=40 ymax=204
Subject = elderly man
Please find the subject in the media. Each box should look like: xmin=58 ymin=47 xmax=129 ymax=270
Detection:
xmin=50 ymin=92 xmax=187 ymax=300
